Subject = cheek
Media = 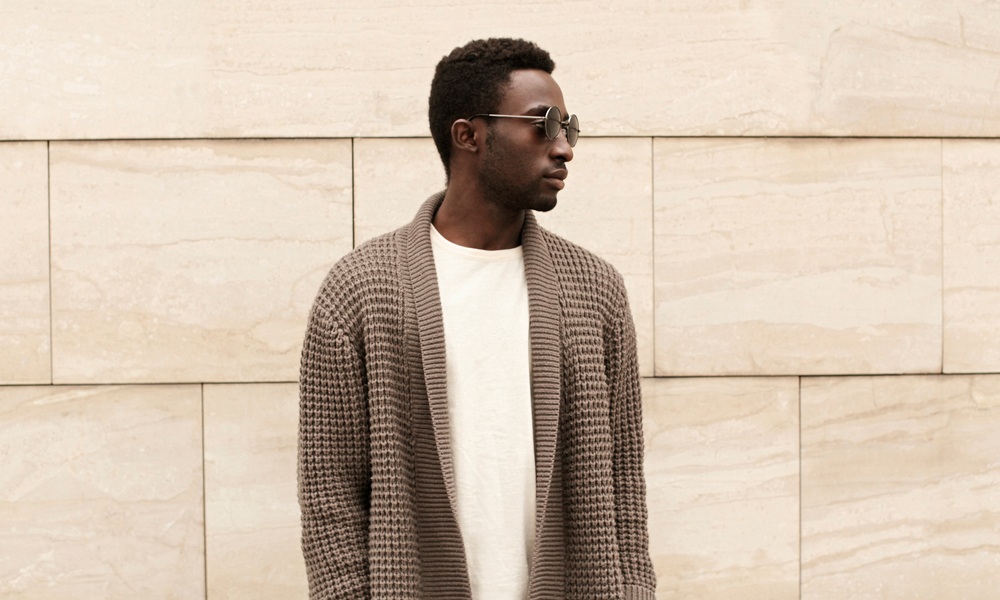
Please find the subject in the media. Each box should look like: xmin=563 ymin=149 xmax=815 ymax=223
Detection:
xmin=512 ymin=141 xmax=542 ymax=167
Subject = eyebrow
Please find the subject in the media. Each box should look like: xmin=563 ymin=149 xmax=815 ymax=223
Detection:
xmin=524 ymin=105 xmax=550 ymax=117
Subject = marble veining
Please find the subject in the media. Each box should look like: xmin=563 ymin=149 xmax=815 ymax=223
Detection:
xmin=0 ymin=385 xmax=204 ymax=600
xmin=2 ymin=1 xmax=999 ymax=139
xmin=204 ymin=383 xmax=306 ymax=600
xmin=643 ymin=377 xmax=799 ymax=599
xmin=802 ymin=375 xmax=1000 ymax=600
xmin=353 ymin=137 xmax=443 ymax=247
xmin=49 ymin=139 xmax=353 ymax=384
xmin=0 ymin=142 xmax=51 ymax=384
xmin=654 ymin=138 xmax=942 ymax=376
xmin=943 ymin=140 xmax=1000 ymax=373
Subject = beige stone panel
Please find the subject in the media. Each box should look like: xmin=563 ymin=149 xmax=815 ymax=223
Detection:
xmin=49 ymin=139 xmax=352 ymax=384
xmin=4 ymin=1 xmax=999 ymax=140
xmin=535 ymin=137 xmax=654 ymax=376
xmin=0 ymin=142 xmax=50 ymax=384
xmin=807 ymin=20 xmax=1000 ymax=136
xmin=354 ymin=137 xmax=655 ymax=375
xmin=801 ymin=375 xmax=1000 ymax=600
xmin=643 ymin=376 xmax=799 ymax=600
xmin=943 ymin=140 xmax=1000 ymax=373
xmin=654 ymin=138 xmax=942 ymax=376
xmin=0 ymin=1 xmax=211 ymax=140
xmin=204 ymin=383 xmax=306 ymax=600
xmin=353 ymin=138 xmax=444 ymax=247
xmin=0 ymin=385 xmax=204 ymax=600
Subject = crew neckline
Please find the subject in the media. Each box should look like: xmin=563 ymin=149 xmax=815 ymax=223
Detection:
xmin=430 ymin=224 xmax=523 ymax=261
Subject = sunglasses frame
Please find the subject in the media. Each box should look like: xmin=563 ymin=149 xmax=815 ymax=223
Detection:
xmin=467 ymin=106 xmax=580 ymax=147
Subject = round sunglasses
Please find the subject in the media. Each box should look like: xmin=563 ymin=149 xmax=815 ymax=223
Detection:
xmin=467 ymin=106 xmax=580 ymax=147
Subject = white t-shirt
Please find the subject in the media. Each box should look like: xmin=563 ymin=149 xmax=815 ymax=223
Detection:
xmin=430 ymin=224 xmax=536 ymax=600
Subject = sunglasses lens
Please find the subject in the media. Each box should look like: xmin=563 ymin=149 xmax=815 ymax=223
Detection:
xmin=545 ymin=106 xmax=562 ymax=140
xmin=567 ymin=114 xmax=579 ymax=147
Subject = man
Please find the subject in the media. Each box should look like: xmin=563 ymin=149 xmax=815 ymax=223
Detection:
xmin=298 ymin=38 xmax=655 ymax=600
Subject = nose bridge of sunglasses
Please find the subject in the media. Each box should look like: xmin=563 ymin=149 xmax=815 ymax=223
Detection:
xmin=544 ymin=115 xmax=579 ymax=147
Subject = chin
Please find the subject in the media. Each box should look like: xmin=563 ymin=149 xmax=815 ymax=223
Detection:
xmin=531 ymin=196 xmax=558 ymax=213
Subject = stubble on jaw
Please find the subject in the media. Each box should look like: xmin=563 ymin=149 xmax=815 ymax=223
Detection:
xmin=478 ymin=128 xmax=558 ymax=214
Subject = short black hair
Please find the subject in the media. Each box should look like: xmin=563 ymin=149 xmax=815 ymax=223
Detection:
xmin=428 ymin=38 xmax=555 ymax=179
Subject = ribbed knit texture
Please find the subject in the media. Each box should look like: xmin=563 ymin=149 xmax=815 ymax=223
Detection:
xmin=298 ymin=193 xmax=656 ymax=599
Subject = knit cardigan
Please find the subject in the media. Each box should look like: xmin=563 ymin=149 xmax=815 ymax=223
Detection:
xmin=298 ymin=192 xmax=656 ymax=599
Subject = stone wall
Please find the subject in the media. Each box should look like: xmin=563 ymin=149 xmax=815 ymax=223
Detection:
xmin=2 ymin=2 xmax=999 ymax=598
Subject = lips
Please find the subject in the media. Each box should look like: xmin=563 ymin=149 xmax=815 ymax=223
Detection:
xmin=544 ymin=168 xmax=568 ymax=189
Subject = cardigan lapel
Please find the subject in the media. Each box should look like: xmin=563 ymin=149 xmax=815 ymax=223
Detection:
xmin=402 ymin=193 xmax=564 ymax=592
xmin=403 ymin=192 xmax=461 ymax=516
xmin=519 ymin=210 xmax=563 ymax=536
xmin=519 ymin=211 xmax=565 ymax=596
xmin=401 ymin=192 xmax=474 ymax=596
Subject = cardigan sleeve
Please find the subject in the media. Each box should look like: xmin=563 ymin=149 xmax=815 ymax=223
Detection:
xmin=298 ymin=304 xmax=372 ymax=600
xmin=607 ymin=278 xmax=657 ymax=599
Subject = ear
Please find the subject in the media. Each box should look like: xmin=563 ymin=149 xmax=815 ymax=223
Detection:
xmin=450 ymin=119 xmax=481 ymax=156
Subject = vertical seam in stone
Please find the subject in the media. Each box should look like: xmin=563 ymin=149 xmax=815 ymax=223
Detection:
xmin=649 ymin=137 xmax=656 ymax=377
xmin=798 ymin=375 xmax=803 ymax=599
xmin=201 ymin=383 xmax=209 ymax=599
xmin=940 ymin=138 xmax=945 ymax=374
xmin=351 ymin=138 xmax=357 ymax=249
xmin=47 ymin=141 xmax=54 ymax=384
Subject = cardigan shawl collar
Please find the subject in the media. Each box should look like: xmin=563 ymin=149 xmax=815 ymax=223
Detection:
xmin=401 ymin=192 xmax=565 ymax=598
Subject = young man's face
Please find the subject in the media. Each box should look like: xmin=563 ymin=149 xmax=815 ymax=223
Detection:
xmin=478 ymin=69 xmax=575 ymax=213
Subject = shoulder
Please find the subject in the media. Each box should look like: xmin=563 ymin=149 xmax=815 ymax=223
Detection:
xmin=539 ymin=227 xmax=626 ymax=295
xmin=309 ymin=228 xmax=405 ymax=337
xmin=538 ymin=226 xmax=629 ymax=321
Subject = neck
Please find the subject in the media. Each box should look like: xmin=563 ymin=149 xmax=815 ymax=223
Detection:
xmin=433 ymin=183 xmax=525 ymax=251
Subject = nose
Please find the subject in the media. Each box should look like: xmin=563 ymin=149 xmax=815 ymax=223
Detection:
xmin=551 ymin=128 xmax=574 ymax=162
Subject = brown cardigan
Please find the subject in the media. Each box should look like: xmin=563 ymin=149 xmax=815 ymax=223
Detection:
xmin=298 ymin=193 xmax=656 ymax=599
